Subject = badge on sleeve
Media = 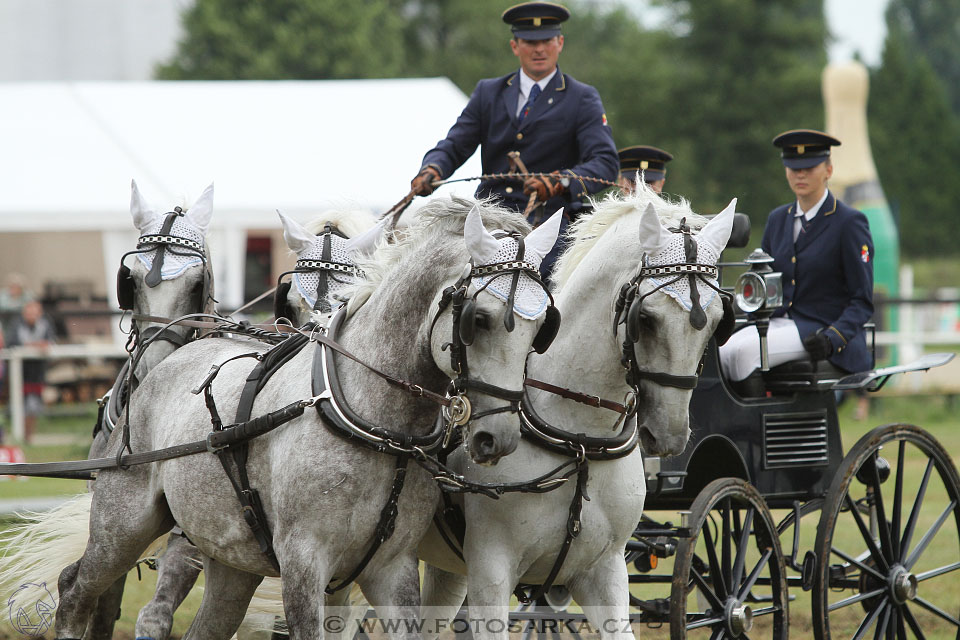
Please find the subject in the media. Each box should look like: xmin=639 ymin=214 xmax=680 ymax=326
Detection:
xmin=602 ymin=113 xmax=608 ymax=126
xmin=861 ymin=244 xmax=870 ymax=263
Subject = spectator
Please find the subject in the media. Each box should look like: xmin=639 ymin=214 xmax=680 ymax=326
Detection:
xmin=8 ymin=300 xmax=56 ymax=444
xmin=0 ymin=273 xmax=34 ymax=336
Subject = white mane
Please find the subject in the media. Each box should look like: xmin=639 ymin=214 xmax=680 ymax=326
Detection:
xmin=346 ymin=196 xmax=531 ymax=314
xmin=552 ymin=182 xmax=706 ymax=290
xmin=301 ymin=209 xmax=376 ymax=243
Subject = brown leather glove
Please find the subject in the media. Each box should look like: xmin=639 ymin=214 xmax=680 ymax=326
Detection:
xmin=411 ymin=166 xmax=441 ymax=196
xmin=523 ymin=172 xmax=565 ymax=202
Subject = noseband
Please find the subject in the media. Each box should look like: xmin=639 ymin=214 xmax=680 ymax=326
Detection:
xmin=613 ymin=218 xmax=732 ymax=391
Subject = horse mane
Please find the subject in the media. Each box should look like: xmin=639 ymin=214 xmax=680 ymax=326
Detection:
xmin=552 ymin=182 xmax=707 ymax=290
xmin=302 ymin=209 xmax=376 ymax=240
xmin=347 ymin=195 xmax=531 ymax=314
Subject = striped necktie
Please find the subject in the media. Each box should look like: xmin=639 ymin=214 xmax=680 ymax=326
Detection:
xmin=519 ymin=83 xmax=542 ymax=123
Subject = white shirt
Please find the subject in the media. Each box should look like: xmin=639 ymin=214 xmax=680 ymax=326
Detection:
xmin=792 ymin=189 xmax=830 ymax=242
xmin=516 ymin=68 xmax=557 ymax=117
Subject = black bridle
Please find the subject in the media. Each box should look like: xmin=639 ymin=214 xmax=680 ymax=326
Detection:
xmin=430 ymin=232 xmax=556 ymax=432
xmin=119 ymin=207 xmax=213 ymax=349
xmin=613 ymin=218 xmax=732 ymax=391
xmin=275 ymin=224 xmax=365 ymax=319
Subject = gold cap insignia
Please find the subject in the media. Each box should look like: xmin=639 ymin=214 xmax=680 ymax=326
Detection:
xmin=640 ymin=160 xmax=649 ymax=170
xmin=797 ymin=144 xmax=805 ymax=154
xmin=533 ymin=17 xmax=541 ymax=26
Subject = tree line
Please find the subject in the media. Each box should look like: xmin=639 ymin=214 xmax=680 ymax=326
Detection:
xmin=156 ymin=0 xmax=960 ymax=257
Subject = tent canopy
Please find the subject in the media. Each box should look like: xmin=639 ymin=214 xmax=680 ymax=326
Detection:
xmin=0 ymin=78 xmax=481 ymax=231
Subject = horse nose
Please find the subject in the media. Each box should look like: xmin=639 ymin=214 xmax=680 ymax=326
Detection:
xmin=469 ymin=429 xmax=518 ymax=465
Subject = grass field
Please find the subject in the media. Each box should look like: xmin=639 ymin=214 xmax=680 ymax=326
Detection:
xmin=1 ymin=394 xmax=958 ymax=639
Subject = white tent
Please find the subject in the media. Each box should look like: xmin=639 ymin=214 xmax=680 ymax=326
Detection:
xmin=0 ymin=78 xmax=480 ymax=329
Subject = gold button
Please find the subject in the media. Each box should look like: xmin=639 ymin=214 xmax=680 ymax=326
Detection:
xmin=788 ymin=301 xmax=793 ymax=307
xmin=791 ymin=279 xmax=795 ymax=285
xmin=791 ymin=256 xmax=796 ymax=263
xmin=505 ymin=187 xmax=513 ymax=193
xmin=516 ymin=133 xmax=523 ymax=140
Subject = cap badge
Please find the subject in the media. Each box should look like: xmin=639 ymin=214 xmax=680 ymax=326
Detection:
xmin=533 ymin=17 xmax=542 ymax=26
xmin=797 ymin=144 xmax=806 ymax=154
xmin=640 ymin=160 xmax=649 ymax=170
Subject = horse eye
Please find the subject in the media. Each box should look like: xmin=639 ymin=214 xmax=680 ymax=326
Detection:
xmin=474 ymin=311 xmax=490 ymax=330
xmin=639 ymin=311 xmax=657 ymax=331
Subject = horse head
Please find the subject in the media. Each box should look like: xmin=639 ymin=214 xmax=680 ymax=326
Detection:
xmin=441 ymin=204 xmax=563 ymax=464
xmin=625 ymin=198 xmax=735 ymax=456
xmin=276 ymin=210 xmax=386 ymax=327
xmin=121 ymin=180 xmax=215 ymax=381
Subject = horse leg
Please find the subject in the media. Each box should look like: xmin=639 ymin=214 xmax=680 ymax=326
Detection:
xmin=82 ymin=574 xmax=126 ymax=640
xmin=356 ymin=552 xmax=422 ymax=640
xmin=135 ymin=531 xmax=203 ymax=640
xmin=421 ymin=564 xmax=467 ymax=640
xmin=566 ymin=551 xmax=634 ymax=640
xmin=55 ymin=480 xmax=174 ymax=639
xmin=325 ymin=583 xmax=369 ymax=640
xmin=278 ymin=548 xmax=332 ymax=640
xmin=181 ymin=556 xmax=262 ymax=640
xmin=463 ymin=544 xmax=519 ymax=640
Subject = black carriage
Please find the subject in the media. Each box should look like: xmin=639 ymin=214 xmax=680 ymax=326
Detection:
xmin=615 ymin=255 xmax=960 ymax=639
xmin=509 ymin=240 xmax=959 ymax=640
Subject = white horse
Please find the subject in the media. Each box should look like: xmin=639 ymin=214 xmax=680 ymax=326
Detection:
xmin=49 ymin=197 xmax=561 ymax=639
xmin=92 ymin=180 xmax=217 ymax=640
xmin=417 ymin=187 xmax=736 ymax=639
xmin=135 ymin=209 xmax=389 ymax=640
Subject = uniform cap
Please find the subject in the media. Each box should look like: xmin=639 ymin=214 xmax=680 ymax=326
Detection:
xmin=773 ymin=129 xmax=841 ymax=169
xmin=502 ymin=2 xmax=570 ymax=40
xmin=618 ymin=145 xmax=673 ymax=183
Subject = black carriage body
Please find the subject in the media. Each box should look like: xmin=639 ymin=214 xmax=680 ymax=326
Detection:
xmin=644 ymin=340 xmax=843 ymax=511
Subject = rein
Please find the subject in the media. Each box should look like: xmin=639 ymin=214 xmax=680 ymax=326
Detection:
xmin=432 ymin=171 xmax=618 ymax=190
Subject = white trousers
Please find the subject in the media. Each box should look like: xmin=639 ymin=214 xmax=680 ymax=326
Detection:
xmin=718 ymin=317 xmax=808 ymax=381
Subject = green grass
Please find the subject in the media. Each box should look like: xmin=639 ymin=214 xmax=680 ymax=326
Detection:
xmin=1 ymin=396 xmax=957 ymax=638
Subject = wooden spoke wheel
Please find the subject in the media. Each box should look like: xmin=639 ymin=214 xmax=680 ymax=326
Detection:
xmin=670 ymin=478 xmax=789 ymax=639
xmin=812 ymin=424 xmax=960 ymax=640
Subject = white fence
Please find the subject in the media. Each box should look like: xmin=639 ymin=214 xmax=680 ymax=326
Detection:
xmin=1 ymin=343 xmax=127 ymax=441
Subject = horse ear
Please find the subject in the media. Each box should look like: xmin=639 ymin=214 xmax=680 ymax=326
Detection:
xmin=345 ymin=216 xmax=388 ymax=257
xmin=524 ymin=208 xmax=563 ymax=264
xmin=277 ymin=211 xmax=318 ymax=256
xmin=637 ymin=202 xmax=669 ymax=255
xmin=698 ymin=198 xmax=737 ymax=255
xmin=464 ymin=204 xmax=499 ymax=264
xmin=130 ymin=179 xmax=159 ymax=232
xmin=186 ymin=182 xmax=215 ymax=235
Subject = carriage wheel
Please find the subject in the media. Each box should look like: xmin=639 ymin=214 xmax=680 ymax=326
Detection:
xmin=812 ymin=423 xmax=960 ymax=640
xmin=670 ymin=478 xmax=789 ymax=639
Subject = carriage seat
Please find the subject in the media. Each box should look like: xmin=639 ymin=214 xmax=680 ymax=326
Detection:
xmin=762 ymin=358 xmax=849 ymax=394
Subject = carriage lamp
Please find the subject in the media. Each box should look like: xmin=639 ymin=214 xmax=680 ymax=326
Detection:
xmin=735 ymin=249 xmax=783 ymax=371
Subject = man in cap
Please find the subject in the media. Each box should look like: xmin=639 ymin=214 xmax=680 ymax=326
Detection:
xmin=720 ymin=129 xmax=874 ymax=383
xmin=617 ymin=145 xmax=673 ymax=194
xmin=410 ymin=1 xmax=618 ymax=278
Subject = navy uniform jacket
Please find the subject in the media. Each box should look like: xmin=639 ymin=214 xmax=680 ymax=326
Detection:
xmin=761 ymin=190 xmax=874 ymax=373
xmin=420 ymin=67 xmax=619 ymax=219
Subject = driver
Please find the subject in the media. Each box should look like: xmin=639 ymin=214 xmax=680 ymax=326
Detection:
xmin=409 ymin=1 xmax=618 ymax=279
xmin=719 ymin=129 xmax=874 ymax=382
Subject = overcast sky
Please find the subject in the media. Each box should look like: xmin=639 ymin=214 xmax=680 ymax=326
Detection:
xmin=826 ymin=0 xmax=890 ymax=66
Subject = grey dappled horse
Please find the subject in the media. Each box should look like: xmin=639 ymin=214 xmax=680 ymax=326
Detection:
xmin=53 ymin=198 xmax=560 ymax=640
xmin=417 ymin=188 xmax=737 ymax=640
xmin=136 ymin=209 xmax=387 ymax=640
xmin=86 ymin=180 xmax=216 ymax=640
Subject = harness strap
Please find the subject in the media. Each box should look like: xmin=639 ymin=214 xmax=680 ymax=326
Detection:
xmin=523 ymin=377 xmax=628 ymax=413
xmin=326 ymin=453 xmax=410 ymax=594
xmin=143 ymin=210 xmax=183 ymax=288
xmin=207 ymin=333 xmax=312 ymax=574
xmin=514 ymin=461 xmax=590 ymax=604
xmin=1 ymin=401 xmax=306 ymax=480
